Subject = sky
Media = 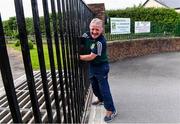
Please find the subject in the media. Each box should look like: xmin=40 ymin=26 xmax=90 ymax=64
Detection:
xmin=84 ymin=0 xmax=146 ymax=9
xmin=0 ymin=0 xmax=146 ymax=21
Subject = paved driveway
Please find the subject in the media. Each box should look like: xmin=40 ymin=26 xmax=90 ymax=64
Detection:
xmin=89 ymin=52 xmax=180 ymax=123
xmin=109 ymin=52 xmax=180 ymax=123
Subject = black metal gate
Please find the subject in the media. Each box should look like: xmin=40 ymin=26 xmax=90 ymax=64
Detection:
xmin=0 ymin=0 xmax=94 ymax=123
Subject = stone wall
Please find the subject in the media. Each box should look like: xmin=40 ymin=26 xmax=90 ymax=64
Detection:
xmin=107 ymin=38 xmax=180 ymax=62
xmin=87 ymin=3 xmax=105 ymax=25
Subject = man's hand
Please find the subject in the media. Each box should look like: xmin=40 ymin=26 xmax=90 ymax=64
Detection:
xmin=80 ymin=53 xmax=97 ymax=61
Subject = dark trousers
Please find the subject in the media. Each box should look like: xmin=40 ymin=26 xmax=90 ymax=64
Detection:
xmin=89 ymin=63 xmax=115 ymax=112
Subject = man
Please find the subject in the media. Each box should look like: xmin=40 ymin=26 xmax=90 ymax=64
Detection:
xmin=80 ymin=18 xmax=117 ymax=122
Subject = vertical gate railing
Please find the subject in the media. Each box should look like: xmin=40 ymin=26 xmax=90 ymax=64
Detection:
xmin=0 ymin=15 xmax=22 ymax=123
xmin=0 ymin=0 xmax=94 ymax=123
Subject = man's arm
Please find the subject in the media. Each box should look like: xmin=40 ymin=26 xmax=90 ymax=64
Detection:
xmin=80 ymin=52 xmax=97 ymax=61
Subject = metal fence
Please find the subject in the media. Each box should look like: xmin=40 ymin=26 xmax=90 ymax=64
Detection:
xmin=105 ymin=20 xmax=180 ymax=41
xmin=0 ymin=0 xmax=94 ymax=123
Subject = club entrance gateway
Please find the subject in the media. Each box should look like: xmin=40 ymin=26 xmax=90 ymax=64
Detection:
xmin=0 ymin=0 xmax=94 ymax=123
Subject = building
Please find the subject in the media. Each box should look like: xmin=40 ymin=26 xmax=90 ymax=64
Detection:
xmin=143 ymin=0 xmax=180 ymax=13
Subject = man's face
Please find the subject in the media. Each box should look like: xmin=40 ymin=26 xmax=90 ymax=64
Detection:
xmin=90 ymin=24 xmax=103 ymax=39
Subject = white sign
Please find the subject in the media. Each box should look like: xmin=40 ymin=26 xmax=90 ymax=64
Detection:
xmin=135 ymin=21 xmax=151 ymax=33
xmin=110 ymin=18 xmax=131 ymax=34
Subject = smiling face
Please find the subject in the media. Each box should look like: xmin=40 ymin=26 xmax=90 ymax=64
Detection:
xmin=89 ymin=18 xmax=103 ymax=39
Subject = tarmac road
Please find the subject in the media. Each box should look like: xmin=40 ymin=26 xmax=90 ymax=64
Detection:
xmin=89 ymin=52 xmax=180 ymax=124
xmin=109 ymin=52 xmax=180 ymax=123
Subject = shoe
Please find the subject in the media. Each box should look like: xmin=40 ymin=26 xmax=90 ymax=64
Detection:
xmin=104 ymin=111 xmax=117 ymax=123
xmin=91 ymin=100 xmax=104 ymax=105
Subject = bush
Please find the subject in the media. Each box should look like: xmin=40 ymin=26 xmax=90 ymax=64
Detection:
xmin=28 ymin=40 xmax=34 ymax=49
xmin=14 ymin=40 xmax=34 ymax=49
xmin=14 ymin=40 xmax=20 ymax=47
xmin=106 ymin=7 xmax=180 ymax=34
xmin=14 ymin=33 xmax=20 ymax=39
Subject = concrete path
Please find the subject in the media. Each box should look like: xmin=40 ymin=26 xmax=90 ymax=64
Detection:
xmin=89 ymin=52 xmax=180 ymax=123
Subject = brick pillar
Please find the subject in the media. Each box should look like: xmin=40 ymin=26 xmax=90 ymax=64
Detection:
xmin=87 ymin=3 xmax=105 ymax=27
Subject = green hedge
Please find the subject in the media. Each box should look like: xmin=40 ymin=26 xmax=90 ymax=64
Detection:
xmin=106 ymin=7 xmax=180 ymax=34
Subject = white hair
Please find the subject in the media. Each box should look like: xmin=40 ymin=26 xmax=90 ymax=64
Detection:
xmin=89 ymin=18 xmax=103 ymax=28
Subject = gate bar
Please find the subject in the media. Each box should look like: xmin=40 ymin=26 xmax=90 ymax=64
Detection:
xmin=56 ymin=0 xmax=69 ymax=122
xmin=0 ymin=14 xmax=22 ymax=123
xmin=67 ymin=0 xmax=79 ymax=122
xmin=30 ymin=0 xmax=53 ymax=122
xmin=50 ymin=0 xmax=67 ymax=123
xmin=41 ymin=0 xmax=61 ymax=122
xmin=72 ymin=0 xmax=82 ymax=121
xmin=14 ymin=0 xmax=42 ymax=122
xmin=62 ymin=0 xmax=76 ymax=122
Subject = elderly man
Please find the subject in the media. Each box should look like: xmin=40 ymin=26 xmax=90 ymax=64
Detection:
xmin=80 ymin=18 xmax=117 ymax=123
